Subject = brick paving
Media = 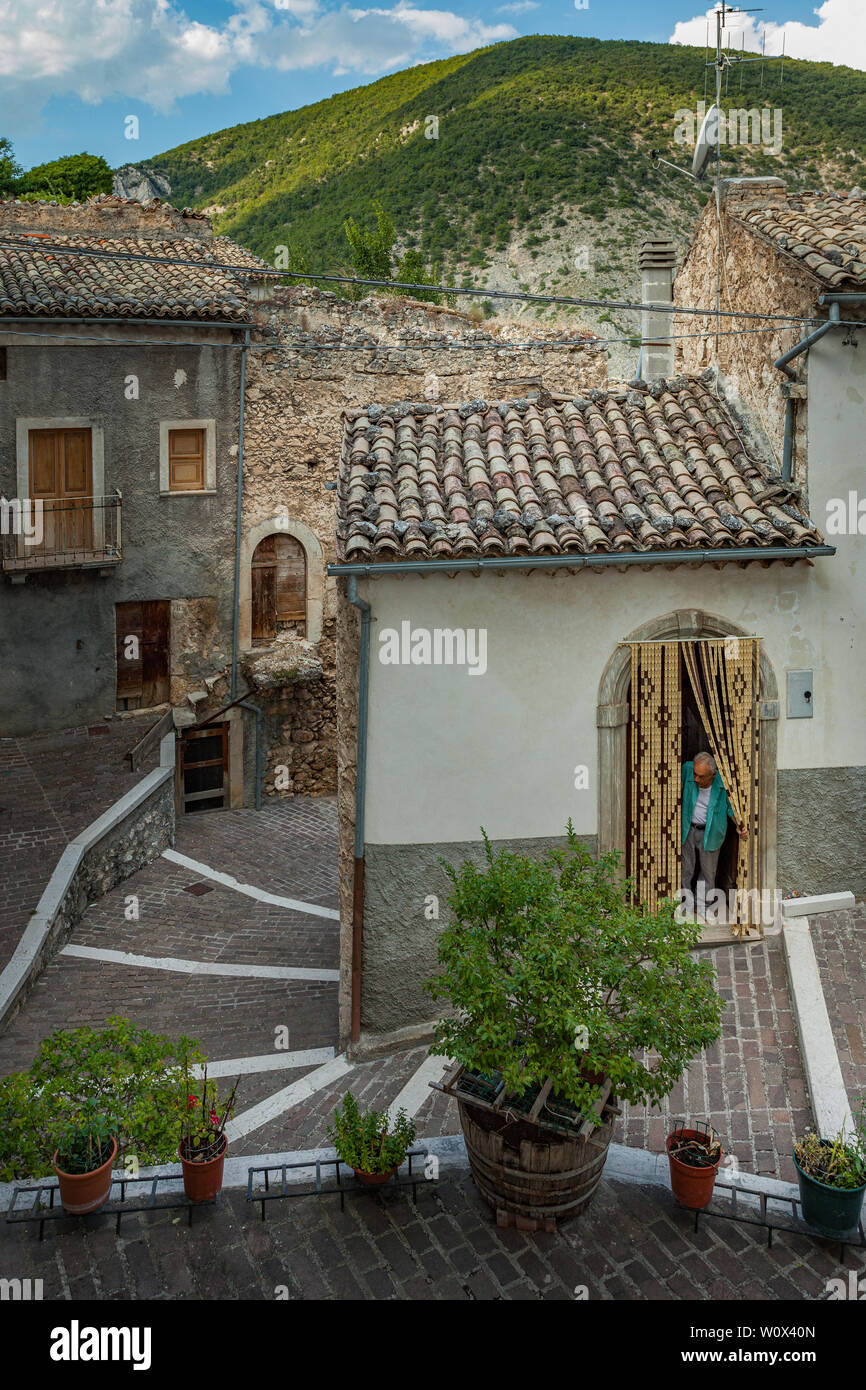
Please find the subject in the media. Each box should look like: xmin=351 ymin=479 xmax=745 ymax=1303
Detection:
xmin=2 ymin=1165 xmax=860 ymax=1301
xmin=811 ymin=902 xmax=866 ymax=1111
xmin=619 ymin=935 xmax=809 ymax=1183
xmin=0 ymin=800 xmax=339 ymax=1086
xmin=0 ymin=717 xmax=159 ymax=972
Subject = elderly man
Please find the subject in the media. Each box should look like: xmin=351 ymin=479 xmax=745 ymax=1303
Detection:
xmin=681 ymin=752 xmax=748 ymax=917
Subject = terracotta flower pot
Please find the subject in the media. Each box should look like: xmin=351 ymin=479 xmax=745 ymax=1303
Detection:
xmin=178 ymin=1135 xmax=227 ymax=1203
xmin=667 ymin=1128 xmax=721 ymax=1210
xmin=52 ymin=1136 xmax=117 ymax=1215
xmin=352 ymin=1166 xmax=397 ymax=1185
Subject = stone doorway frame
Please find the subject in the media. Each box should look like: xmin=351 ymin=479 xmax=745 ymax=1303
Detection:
xmin=238 ymin=514 xmax=324 ymax=652
xmin=597 ymin=608 xmax=779 ymax=893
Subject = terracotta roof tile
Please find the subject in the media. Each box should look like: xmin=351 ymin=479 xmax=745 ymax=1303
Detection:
xmin=335 ymin=377 xmax=824 ymax=564
xmin=734 ymin=190 xmax=866 ymax=288
xmin=0 ymin=225 xmax=270 ymax=321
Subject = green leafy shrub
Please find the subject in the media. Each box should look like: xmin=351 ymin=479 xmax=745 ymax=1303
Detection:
xmin=0 ymin=1017 xmax=206 ymax=1181
xmin=327 ymin=1091 xmax=416 ymax=1174
xmin=426 ymin=824 xmax=725 ymax=1122
xmin=55 ymin=1103 xmax=116 ymax=1175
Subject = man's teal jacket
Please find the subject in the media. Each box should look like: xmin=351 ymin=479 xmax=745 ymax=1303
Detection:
xmin=681 ymin=761 xmax=735 ymax=851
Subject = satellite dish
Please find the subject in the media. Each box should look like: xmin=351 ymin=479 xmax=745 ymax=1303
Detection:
xmin=692 ymin=104 xmax=722 ymax=180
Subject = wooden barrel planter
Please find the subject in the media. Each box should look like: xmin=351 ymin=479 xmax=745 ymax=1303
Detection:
xmin=458 ymin=1099 xmax=616 ymax=1231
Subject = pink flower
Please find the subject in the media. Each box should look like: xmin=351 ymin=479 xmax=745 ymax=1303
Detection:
xmin=188 ymin=1095 xmax=198 ymax=1110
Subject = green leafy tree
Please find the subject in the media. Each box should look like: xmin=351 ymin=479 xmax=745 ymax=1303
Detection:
xmin=343 ymin=200 xmax=395 ymax=292
xmin=17 ymin=152 xmax=113 ymax=201
xmin=0 ymin=137 xmax=21 ymax=194
xmin=427 ymin=825 xmax=725 ymax=1122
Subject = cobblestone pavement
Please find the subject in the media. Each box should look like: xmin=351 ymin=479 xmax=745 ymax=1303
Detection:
xmin=811 ymin=902 xmax=866 ymax=1107
xmin=619 ymin=934 xmax=808 ymax=1183
xmin=2 ymin=1165 xmax=860 ymax=1302
xmin=0 ymin=800 xmax=339 ymax=1085
xmin=0 ymin=717 xmax=158 ymax=972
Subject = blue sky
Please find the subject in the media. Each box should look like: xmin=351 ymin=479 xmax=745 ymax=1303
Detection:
xmin=0 ymin=1 xmax=861 ymax=170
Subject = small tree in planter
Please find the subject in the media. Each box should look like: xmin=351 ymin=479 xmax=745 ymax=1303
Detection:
xmin=426 ymin=825 xmax=725 ymax=1226
xmin=328 ymin=1091 xmax=416 ymax=1184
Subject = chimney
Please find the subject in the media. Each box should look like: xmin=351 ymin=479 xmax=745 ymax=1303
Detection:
xmin=638 ymin=240 xmax=676 ymax=382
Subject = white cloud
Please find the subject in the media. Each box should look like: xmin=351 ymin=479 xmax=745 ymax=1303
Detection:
xmin=496 ymin=1 xmax=539 ymax=13
xmin=0 ymin=0 xmax=517 ymax=123
xmin=670 ymin=0 xmax=866 ymax=72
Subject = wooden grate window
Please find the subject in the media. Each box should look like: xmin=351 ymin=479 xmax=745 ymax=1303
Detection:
xmin=168 ymin=428 xmax=205 ymax=492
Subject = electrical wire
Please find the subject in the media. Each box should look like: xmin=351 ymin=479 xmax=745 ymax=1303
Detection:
xmin=0 ymin=235 xmax=855 ymax=328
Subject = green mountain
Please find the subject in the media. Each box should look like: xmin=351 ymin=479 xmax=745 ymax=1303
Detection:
xmin=131 ymin=35 xmax=866 ymax=373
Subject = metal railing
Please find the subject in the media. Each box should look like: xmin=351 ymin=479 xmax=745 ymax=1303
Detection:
xmin=1 ymin=492 xmax=122 ymax=572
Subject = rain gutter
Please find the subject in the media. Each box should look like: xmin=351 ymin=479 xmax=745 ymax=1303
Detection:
xmin=327 ymin=545 xmax=834 ymax=580
xmin=346 ymin=577 xmax=371 ymax=1046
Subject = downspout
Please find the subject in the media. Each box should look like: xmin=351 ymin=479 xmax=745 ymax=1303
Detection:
xmin=347 ymin=576 xmax=371 ymax=1046
xmin=238 ymin=699 xmax=263 ymax=810
xmin=231 ymin=325 xmax=250 ymax=701
xmin=228 ymin=330 xmax=262 ymax=810
xmin=774 ymin=304 xmax=839 ymax=483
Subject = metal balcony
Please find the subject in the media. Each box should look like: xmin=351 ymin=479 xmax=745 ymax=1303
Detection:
xmin=1 ymin=492 xmax=122 ymax=578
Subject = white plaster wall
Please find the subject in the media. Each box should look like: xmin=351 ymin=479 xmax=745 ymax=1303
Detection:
xmin=361 ymin=548 xmax=862 ymax=846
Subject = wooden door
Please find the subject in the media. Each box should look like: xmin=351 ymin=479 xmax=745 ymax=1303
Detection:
xmin=251 ymin=534 xmax=306 ymax=645
xmin=28 ymin=428 xmax=93 ymax=554
xmin=180 ymin=726 xmax=228 ymax=813
xmin=115 ymin=600 xmax=170 ymax=709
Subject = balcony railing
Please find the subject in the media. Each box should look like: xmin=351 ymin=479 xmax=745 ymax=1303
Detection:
xmin=1 ymin=493 xmax=122 ymax=575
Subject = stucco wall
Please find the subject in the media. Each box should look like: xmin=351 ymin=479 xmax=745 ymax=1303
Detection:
xmin=0 ymin=324 xmax=241 ymax=735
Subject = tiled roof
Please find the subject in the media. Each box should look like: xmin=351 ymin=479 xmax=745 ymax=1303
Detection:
xmin=734 ymin=191 xmax=866 ymax=288
xmin=0 ymin=222 xmax=272 ymax=321
xmin=336 ymin=375 xmax=824 ymax=564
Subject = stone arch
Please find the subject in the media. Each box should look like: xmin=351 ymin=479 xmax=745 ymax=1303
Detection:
xmin=239 ymin=515 xmax=324 ymax=651
xmin=597 ymin=608 xmax=779 ymax=892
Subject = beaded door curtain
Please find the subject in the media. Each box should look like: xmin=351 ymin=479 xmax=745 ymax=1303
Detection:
xmin=629 ymin=641 xmax=682 ymax=911
xmin=682 ymin=638 xmax=761 ymax=936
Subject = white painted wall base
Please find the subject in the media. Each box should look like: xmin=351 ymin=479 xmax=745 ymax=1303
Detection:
xmin=782 ymin=891 xmax=856 ymax=919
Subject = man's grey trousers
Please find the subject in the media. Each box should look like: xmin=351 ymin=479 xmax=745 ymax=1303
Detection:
xmin=681 ymin=822 xmax=721 ymax=909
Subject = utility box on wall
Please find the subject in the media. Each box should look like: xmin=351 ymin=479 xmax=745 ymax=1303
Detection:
xmin=787 ymin=669 xmax=814 ymax=719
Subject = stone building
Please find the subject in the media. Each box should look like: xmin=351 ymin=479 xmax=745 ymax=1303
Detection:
xmin=674 ymin=179 xmax=866 ymax=892
xmin=237 ymin=284 xmax=607 ymax=798
xmin=0 ymin=194 xmax=607 ymax=812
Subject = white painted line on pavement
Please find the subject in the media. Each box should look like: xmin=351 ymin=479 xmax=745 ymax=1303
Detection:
xmin=386 ymin=1052 xmax=450 ymax=1124
xmin=225 ymin=1054 xmax=353 ymax=1141
xmin=162 ymin=848 xmax=340 ymax=920
xmin=60 ymin=944 xmax=339 ymax=982
xmin=191 ymin=1048 xmax=335 ymax=1078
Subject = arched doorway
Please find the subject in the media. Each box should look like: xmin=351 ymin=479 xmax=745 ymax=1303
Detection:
xmin=597 ymin=609 xmax=779 ymax=903
xmin=238 ymin=515 xmax=325 ymax=652
xmin=251 ymin=533 xmax=306 ymax=645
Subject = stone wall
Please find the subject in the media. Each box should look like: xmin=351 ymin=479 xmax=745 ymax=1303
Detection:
xmin=244 ymin=286 xmax=607 ymax=799
xmin=0 ymin=759 xmax=175 ymax=1036
xmin=672 ymin=187 xmax=817 ymax=482
xmin=0 ymin=193 xmax=212 ymax=240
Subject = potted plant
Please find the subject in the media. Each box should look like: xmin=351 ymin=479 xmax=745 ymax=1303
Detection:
xmin=794 ymin=1105 xmax=866 ymax=1237
xmin=328 ymin=1091 xmax=416 ymax=1184
xmin=426 ymin=825 xmax=725 ymax=1227
xmin=667 ymin=1121 xmax=723 ymax=1210
xmin=52 ymin=1106 xmax=117 ymax=1215
xmin=178 ymin=1070 xmax=239 ymax=1204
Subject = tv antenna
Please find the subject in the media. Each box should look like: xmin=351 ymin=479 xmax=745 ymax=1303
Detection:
xmin=648 ymin=4 xmax=784 ymax=348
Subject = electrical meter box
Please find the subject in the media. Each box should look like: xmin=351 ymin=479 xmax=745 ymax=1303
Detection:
xmin=787 ymin=670 xmax=813 ymax=719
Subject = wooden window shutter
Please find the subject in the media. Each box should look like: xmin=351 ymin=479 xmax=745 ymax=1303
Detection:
xmin=168 ymin=428 xmax=205 ymax=491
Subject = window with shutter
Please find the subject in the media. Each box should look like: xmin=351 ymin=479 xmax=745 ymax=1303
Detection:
xmin=168 ymin=428 xmax=205 ymax=491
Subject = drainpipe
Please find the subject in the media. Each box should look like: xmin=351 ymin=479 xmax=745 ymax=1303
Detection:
xmin=774 ymin=303 xmax=840 ymax=484
xmin=346 ymin=576 xmax=371 ymax=1046
xmin=231 ymin=326 xmax=250 ymax=701
xmin=238 ymin=700 xmax=263 ymax=810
